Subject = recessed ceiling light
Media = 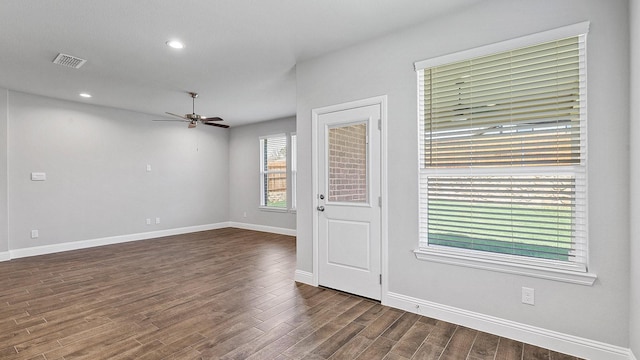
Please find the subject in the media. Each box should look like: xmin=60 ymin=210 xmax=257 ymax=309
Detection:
xmin=166 ymin=40 xmax=184 ymax=49
xmin=79 ymin=93 xmax=92 ymax=98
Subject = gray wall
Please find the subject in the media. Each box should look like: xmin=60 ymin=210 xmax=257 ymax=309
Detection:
xmin=229 ymin=117 xmax=296 ymax=231
xmin=0 ymin=89 xmax=7 ymax=254
xmin=296 ymin=0 xmax=630 ymax=347
xmin=6 ymin=91 xmax=229 ymax=250
xmin=630 ymin=0 xmax=640 ymax=356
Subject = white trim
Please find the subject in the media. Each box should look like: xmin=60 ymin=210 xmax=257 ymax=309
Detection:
xmin=311 ymin=103 xmax=319 ymax=286
xmin=5 ymin=222 xmax=295 ymax=261
xmin=312 ymin=96 xmax=388 ymax=116
xmin=294 ymin=270 xmax=314 ymax=285
xmin=8 ymin=222 xmax=230 ymax=260
xmin=258 ymin=206 xmax=289 ymax=213
xmin=421 ymin=166 xmax=583 ymax=177
xmin=630 ymin=350 xmax=638 ymax=360
xmin=414 ymin=21 xmax=590 ymax=70
xmin=227 ymin=221 xmax=296 ymax=237
xmin=290 ymin=133 xmax=297 ymax=211
xmin=258 ymin=132 xmax=287 ymax=141
xmin=414 ymin=248 xmax=597 ymax=286
xmin=379 ymin=96 xmax=389 ymax=304
xmin=311 ymin=95 xmax=388 ymax=297
xmin=385 ymin=292 xmax=631 ymax=360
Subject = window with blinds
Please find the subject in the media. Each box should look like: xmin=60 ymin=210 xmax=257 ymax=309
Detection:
xmin=416 ymin=26 xmax=588 ymax=271
xmin=260 ymin=135 xmax=287 ymax=208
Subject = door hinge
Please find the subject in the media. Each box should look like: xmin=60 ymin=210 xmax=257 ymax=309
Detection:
xmin=379 ymin=274 xmax=382 ymax=285
xmin=378 ymin=196 xmax=382 ymax=207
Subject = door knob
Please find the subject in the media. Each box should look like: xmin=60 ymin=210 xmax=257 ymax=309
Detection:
xmin=317 ymin=206 xmax=325 ymax=212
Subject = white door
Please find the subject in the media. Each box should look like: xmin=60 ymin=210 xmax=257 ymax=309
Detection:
xmin=316 ymin=104 xmax=381 ymax=300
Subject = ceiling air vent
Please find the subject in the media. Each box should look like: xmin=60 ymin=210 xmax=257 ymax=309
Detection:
xmin=52 ymin=53 xmax=87 ymax=69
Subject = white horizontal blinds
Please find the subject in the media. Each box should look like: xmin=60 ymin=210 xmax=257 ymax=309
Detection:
xmin=427 ymin=176 xmax=582 ymax=261
xmin=423 ymin=36 xmax=585 ymax=168
xmin=417 ymin=31 xmax=587 ymax=268
xmin=260 ymin=135 xmax=287 ymax=208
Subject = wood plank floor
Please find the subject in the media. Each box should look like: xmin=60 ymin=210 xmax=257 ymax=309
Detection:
xmin=0 ymin=228 xmax=582 ymax=360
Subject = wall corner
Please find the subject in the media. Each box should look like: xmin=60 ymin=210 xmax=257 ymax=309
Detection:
xmin=629 ymin=0 xmax=640 ymax=355
xmin=0 ymin=88 xmax=8 ymax=254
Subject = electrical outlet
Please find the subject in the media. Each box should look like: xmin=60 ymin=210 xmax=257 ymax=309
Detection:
xmin=31 ymin=230 xmax=39 ymax=239
xmin=522 ymin=287 xmax=535 ymax=305
xmin=155 ymin=217 xmax=160 ymax=224
xmin=243 ymin=211 xmax=247 ymax=218
xmin=146 ymin=218 xmax=151 ymax=225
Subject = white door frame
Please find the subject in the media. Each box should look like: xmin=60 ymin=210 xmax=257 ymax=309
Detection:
xmin=311 ymin=95 xmax=388 ymax=302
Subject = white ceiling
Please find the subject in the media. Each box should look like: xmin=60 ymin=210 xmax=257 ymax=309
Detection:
xmin=0 ymin=0 xmax=481 ymax=127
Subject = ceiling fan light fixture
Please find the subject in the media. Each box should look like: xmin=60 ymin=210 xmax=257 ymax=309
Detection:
xmin=166 ymin=40 xmax=184 ymax=49
xmin=79 ymin=93 xmax=92 ymax=98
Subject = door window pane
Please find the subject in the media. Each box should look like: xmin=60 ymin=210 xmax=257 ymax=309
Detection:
xmin=328 ymin=123 xmax=368 ymax=203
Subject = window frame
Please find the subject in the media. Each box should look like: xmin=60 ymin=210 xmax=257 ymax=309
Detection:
xmin=259 ymin=132 xmax=297 ymax=212
xmin=259 ymin=134 xmax=288 ymax=210
xmin=413 ymin=22 xmax=596 ymax=285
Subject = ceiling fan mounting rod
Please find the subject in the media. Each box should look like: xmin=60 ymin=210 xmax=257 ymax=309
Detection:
xmin=189 ymin=92 xmax=198 ymax=115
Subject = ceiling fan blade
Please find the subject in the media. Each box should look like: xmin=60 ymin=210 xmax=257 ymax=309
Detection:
xmin=203 ymin=122 xmax=230 ymax=129
xmin=152 ymin=119 xmax=188 ymax=122
xmin=158 ymin=93 xmax=223 ymax=128
xmin=165 ymin=112 xmax=187 ymax=120
xmin=201 ymin=116 xmax=223 ymax=122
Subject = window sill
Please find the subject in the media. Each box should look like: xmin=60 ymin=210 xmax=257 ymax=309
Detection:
xmin=413 ymin=248 xmax=597 ymax=286
xmin=259 ymin=206 xmax=289 ymax=213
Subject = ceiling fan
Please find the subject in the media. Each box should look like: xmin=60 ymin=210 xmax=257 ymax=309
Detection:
xmin=154 ymin=92 xmax=229 ymax=129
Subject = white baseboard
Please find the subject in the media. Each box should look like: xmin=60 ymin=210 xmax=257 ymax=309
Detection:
xmin=631 ymin=349 xmax=638 ymax=360
xmin=8 ymin=222 xmax=230 ymax=260
xmin=385 ymin=292 xmax=630 ymax=360
xmin=228 ymin=221 xmax=296 ymax=237
xmin=294 ymin=270 xmax=314 ymax=285
xmin=2 ymin=222 xmax=295 ymax=262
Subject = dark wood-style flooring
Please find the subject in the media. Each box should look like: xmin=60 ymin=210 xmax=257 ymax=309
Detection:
xmin=0 ymin=228 xmax=582 ymax=360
